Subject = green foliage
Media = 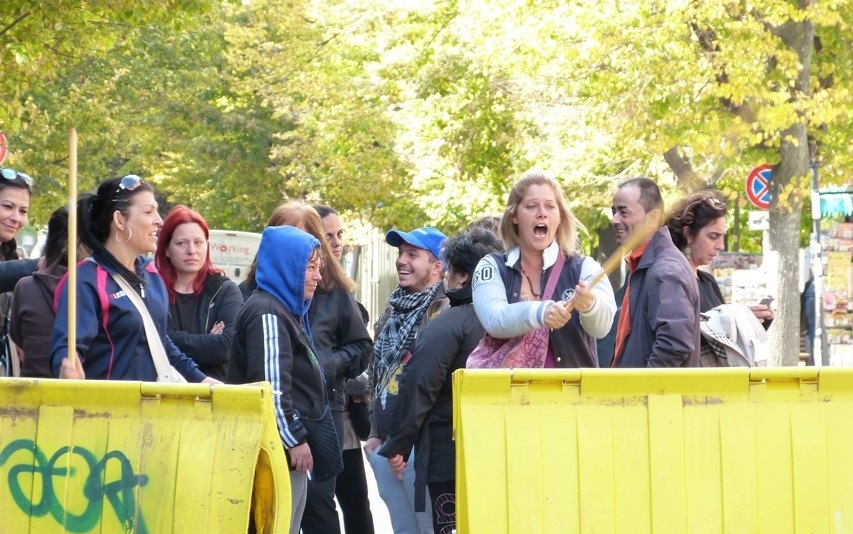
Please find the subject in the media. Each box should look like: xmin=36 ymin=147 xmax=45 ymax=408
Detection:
xmin=1 ymin=0 xmax=849 ymax=243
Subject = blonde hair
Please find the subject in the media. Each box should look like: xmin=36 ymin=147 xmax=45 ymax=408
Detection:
xmin=499 ymin=170 xmax=585 ymax=255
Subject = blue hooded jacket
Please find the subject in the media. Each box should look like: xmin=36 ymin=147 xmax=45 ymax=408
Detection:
xmin=229 ymin=225 xmax=326 ymax=450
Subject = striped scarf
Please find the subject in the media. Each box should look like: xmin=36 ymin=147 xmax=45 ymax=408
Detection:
xmin=373 ymin=281 xmax=443 ymax=397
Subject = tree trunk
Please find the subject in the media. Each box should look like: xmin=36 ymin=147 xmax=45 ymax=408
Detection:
xmin=767 ymin=4 xmax=814 ymax=366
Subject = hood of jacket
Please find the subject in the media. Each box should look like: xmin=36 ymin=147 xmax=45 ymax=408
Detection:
xmin=255 ymin=225 xmax=320 ymax=318
xmin=32 ymin=263 xmax=68 ymax=295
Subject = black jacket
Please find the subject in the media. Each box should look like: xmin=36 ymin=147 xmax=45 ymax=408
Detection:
xmin=229 ymin=290 xmax=326 ymax=449
xmin=308 ymin=285 xmax=372 ymax=412
xmin=377 ymin=283 xmax=482 ymax=490
xmin=167 ymin=274 xmax=243 ymax=381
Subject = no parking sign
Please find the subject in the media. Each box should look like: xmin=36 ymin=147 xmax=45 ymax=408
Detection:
xmin=746 ymin=164 xmax=772 ymax=210
xmin=0 ymin=131 xmax=7 ymax=165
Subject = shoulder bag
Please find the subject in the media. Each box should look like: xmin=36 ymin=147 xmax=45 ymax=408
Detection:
xmin=280 ymin=310 xmax=343 ymax=480
xmin=111 ymin=273 xmax=187 ymax=383
xmin=467 ymin=252 xmax=565 ymax=369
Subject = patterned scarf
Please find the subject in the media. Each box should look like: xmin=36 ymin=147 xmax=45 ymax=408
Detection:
xmin=373 ymin=281 xmax=443 ymax=397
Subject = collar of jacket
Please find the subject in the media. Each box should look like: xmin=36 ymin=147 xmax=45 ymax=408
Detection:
xmin=504 ymin=240 xmax=560 ymax=270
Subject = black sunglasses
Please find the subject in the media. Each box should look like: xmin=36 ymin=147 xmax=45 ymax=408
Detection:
xmin=114 ymin=174 xmax=145 ymax=197
xmin=1 ymin=168 xmax=34 ymax=188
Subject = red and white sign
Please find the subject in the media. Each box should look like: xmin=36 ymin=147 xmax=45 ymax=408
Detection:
xmin=0 ymin=131 xmax=7 ymax=165
xmin=746 ymin=164 xmax=773 ymax=210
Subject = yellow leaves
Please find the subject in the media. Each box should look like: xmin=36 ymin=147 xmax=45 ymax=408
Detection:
xmin=776 ymin=175 xmax=810 ymax=211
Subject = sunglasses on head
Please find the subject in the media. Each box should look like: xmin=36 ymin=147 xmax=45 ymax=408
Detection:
xmin=114 ymin=174 xmax=144 ymax=197
xmin=1 ymin=168 xmax=34 ymax=188
xmin=682 ymin=195 xmax=726 ymax=219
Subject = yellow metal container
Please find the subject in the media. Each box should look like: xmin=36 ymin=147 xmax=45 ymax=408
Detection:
xmin=0 ymin=378 xmax=290 ymax=533
xmin=454 ymin=367 xmax=853 ymax=534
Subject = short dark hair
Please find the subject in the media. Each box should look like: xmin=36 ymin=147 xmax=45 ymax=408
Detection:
xmin=619 ymin=177 xmax=664 ymax=213
xmin=313 ymin=205 xmax=337 ymax=218
xmin=443 ymin=227 xmax=503 ymax=279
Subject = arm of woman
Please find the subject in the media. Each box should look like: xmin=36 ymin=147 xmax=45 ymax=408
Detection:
xmin=50 ymin=275 xmax=100 ymax=377
xmin=244 ymin=311 xmax=309 ymax=451
xmin=472 ymin=255 xmax=546 ymax=338
xmin=575 ymin=257 xmax=617 ymax=339
xmin=0 ymin=258 xmax=38 ymax=293
xmin=168 ymin=281 xmax=243 ymax=366
xmin=324 ymin=289 xmax=372 ymax=380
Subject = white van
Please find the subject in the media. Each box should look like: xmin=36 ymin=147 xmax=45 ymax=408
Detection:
xmin=207 ymin=230 xmax=262 ymax=284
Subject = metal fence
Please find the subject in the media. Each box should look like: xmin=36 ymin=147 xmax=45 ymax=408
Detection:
xmin=348 ymin=229 xmax=398 ymax=335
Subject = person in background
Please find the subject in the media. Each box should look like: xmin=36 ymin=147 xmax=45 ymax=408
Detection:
xmin=471 ymin=170 xmax=616 ymax=368
xmin=154 ymin=205 xmax=242 ymax=381
xmin=313 ymin=204 xmax=376 ymax=534
xmin=609 ymin=177 xmax=700 ymax=368
xmin=364 ymin=226 xmax=449 ymax=534
xmin=0 ymin=168 xmax=38 ymax=294
xmin=11 ymin=207 xmax=89 ymax=377
xmin=802 ymin=275 xmax=815 ymax=365
xmin=51 ymin=175 xmax=217 ymax=384
xmin=229 ymin=225 xmax=331 ymax=534
xmin=0 ymin=168 xmax=38 ymax=377
xmin=666 ymin=190 xmax=774 ymax=366
xmin=378 ymin=227 xmax=503 ymax=534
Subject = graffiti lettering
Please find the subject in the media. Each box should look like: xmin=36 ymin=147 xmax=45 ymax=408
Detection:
xmin=0 ymin=439 xmax=149 ymax=533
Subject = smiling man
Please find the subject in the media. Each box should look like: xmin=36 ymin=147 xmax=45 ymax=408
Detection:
xmin=609 ymin=177 xmax=700 ymax=368
xmin=363 ymin=226 xmax=448 ymax=534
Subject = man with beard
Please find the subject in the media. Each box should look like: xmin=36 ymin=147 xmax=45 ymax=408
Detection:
xmin=363 ymin=226 xmax=448 ymax=534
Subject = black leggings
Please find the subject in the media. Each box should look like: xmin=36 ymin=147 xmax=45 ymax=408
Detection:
xmin=428 ymin=480 xmax=455 ymax=534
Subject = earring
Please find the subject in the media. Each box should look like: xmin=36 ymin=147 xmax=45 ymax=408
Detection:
xmin=116 ymin=227 xmax=133 ymax=244
xmin=684 ymin=245 xmax=692 ymax=260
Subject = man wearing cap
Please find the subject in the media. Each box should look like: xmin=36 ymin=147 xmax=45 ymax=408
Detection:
xmin=363 ymin=226 xmax=448 ymax=534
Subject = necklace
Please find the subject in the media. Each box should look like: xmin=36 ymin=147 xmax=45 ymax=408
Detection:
xmin=521 ymin=268 xmax=541 ymax=298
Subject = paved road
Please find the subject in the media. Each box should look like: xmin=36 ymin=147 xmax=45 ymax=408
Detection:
xmin=335 ymin=451 xmax=393 ymax=533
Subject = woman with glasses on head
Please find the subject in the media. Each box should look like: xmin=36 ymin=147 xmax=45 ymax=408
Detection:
xmin=154 ymin=206 xmax=242 ymax=382
xmin=0 ymin=169 xmax=38 ymax=293
xmin=667 ymin=190 xmax=774 ymax=366
xmin=50 ymin=175 xmax=219 ymax=384
xmin=0 ymin=168 xmax=39 ymax=377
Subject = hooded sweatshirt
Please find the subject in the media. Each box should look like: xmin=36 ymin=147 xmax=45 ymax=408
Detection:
xmin=228 ymin=226 xmax=327 ymax=450
xmin=10 ymin=263 xmax=66 ymax=378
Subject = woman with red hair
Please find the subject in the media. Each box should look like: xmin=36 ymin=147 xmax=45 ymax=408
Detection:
xmin=155 ymin=205 xmax=243 ymax=381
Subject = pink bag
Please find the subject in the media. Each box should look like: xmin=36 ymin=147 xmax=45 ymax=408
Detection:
xmin=467 ymin=253 xmax=565 ymax=369
xmin=466 ymin=327 xmax=550 ymax=368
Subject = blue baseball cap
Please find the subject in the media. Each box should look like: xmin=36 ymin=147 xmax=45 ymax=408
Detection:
xmin=385 ymin=226 xmax=446 ymax=260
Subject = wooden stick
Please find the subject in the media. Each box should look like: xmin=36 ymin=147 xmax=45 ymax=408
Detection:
xmin=564 ymin=225 xmax=651 ymax=313
xmin=67 ymin=128 xmax=77 ymax=364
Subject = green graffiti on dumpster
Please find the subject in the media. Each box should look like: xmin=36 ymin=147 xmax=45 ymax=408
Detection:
xmin=0 ymin=439 xmax=149 ymax=533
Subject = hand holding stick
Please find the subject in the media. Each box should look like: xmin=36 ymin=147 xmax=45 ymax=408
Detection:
xmin=563 ymin=227 xmax=650 ymax=314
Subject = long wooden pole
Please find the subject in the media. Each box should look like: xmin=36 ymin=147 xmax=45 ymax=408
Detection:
xmin=67 ymin=129 xmax=77 ymax=365
xmin=564 ymin=222 xmax=652 ymax=314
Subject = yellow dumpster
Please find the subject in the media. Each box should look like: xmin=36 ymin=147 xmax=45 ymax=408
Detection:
xmin=454 ymin=367 xmax=853 ymax=534
xmin=0 ymin=378 xmax=290 ymax=533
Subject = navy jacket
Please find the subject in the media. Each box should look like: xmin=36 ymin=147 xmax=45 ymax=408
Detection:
xmin=51 ymin=256 xmax=206 ymax=382
xmin=613 ymin=227 xmax=700 ymax=368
